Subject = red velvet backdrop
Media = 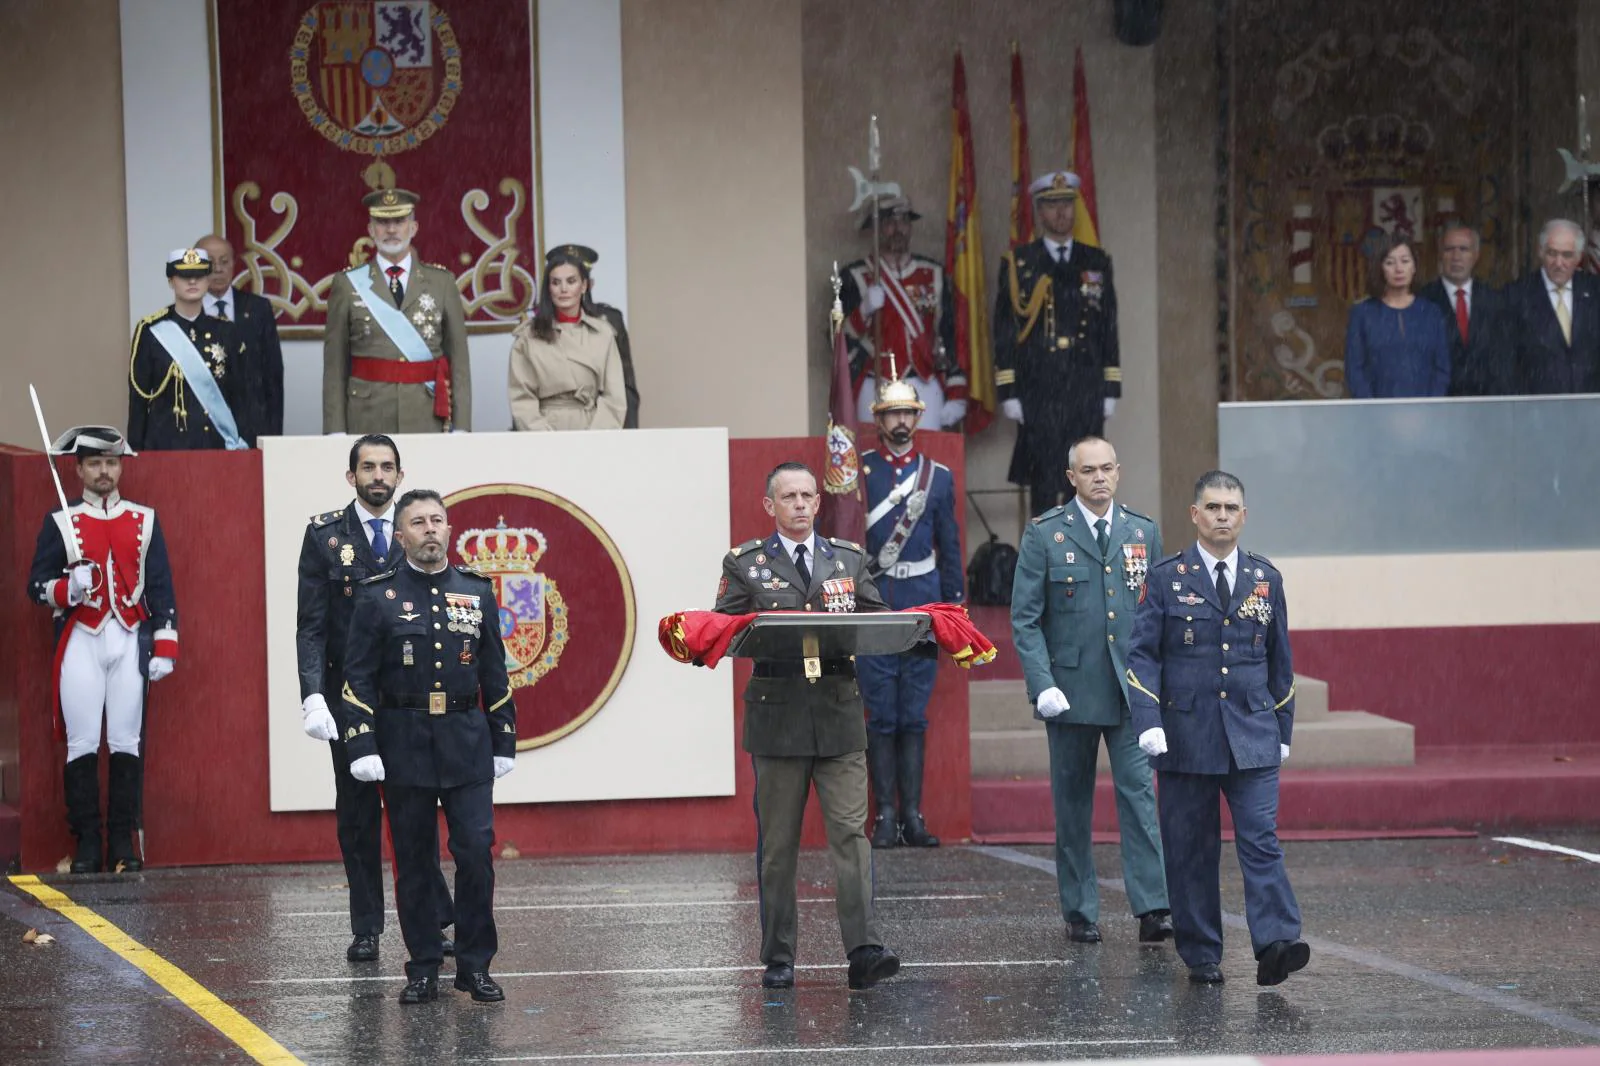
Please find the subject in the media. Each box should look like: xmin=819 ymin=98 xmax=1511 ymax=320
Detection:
xmin=0 ymin=434 xmax=972 ymax=872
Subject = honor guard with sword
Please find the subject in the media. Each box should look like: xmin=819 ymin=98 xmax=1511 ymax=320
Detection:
xmin=856 ymin=369 xmax=963 ymax=848
xmin=337 ymin=490 xmax=516 ymax=1005
xmin=323 ymin=187 xmax=472 ymax=434
xmin=295 ymin=434 xmax=456 ymax=963
xmin=127 ymin=248 xmax=252 ymax=452
xmin=27 ymin=421 xmax=178 ymax=873
xmin=838 ymin=195 xmax=966 ymax=429
xmin=713 ymin=462 xmax=902 ymax=992
xmin=994 ymin=172 xmax=1122 ymax=515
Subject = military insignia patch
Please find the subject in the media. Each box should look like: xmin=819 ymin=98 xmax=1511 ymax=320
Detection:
xmin=1065 ymin=552 xmax=1075 ymax=563
xmin=1177 ymin=563 xmax=1187 ymax=574
xmin=717 ymin=576 xmax=728 ymax=599
xmin=340 ymin=543 xmax=355 ymax=566
xmin=1135 ymin=528 xmax=1145 ymax=541
xmin=328 ymin=536 xmax=339 ymax=548
xmin=1179 ymin=592 xmax=1204 ymax=606
xmin=1054 ymin=531 xmax=1065 ymax=543
xmin=385 ymin=589 xmax=396 ymax=600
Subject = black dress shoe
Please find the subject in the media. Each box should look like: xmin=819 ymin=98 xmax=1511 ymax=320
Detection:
xmin=398 ymin=976 xmax=438 ymax=1004
xmin=440 ymin=937 xmax=455 ymax=957
xmin=761 ymin=962 xmax=794 ymax=989
xmin=846 ymin=945 xmax=900 ymax=990
xmin=1068 ymin=920 xmax=1102 ymax=943
xmin=1256 ymin=938 xmax=1311 ymax=986
xmin=1138 ymin=911 xmax=1175 ymax=943
xmin=346 ymin=935 xmax=379 ymax=962
xmin=1188 ymin=962 xmax=1225 ymax=984
xmin=454 ymin=971 xmax=505 ymax=1002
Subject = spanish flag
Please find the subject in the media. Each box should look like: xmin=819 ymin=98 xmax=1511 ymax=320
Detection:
xmin=946 ymin=48 xmax=993 ymax=434
xmin=1008 ymin=42 xmax=1034 ymax=249
xmin=1070 ymin=46 xmax=1101 ymax=247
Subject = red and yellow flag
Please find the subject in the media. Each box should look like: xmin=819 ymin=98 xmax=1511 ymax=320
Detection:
xmin=946 ymin=49 xmax=993 ymax=434
xmin=819 ymin=316 xmax=865 ymax=543
xmin=1070 ymin=46 xmax=1101 ymax=248
xmin=1008 ymin=43 xmax=1034 ymax=248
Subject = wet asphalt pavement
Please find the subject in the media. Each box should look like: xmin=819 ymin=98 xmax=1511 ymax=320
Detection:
xmin=2 ymin=833 xmax=1597 ymax=1064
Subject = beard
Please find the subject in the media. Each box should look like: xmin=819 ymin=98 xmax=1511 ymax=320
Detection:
xmin=356 ymin=481 xmax=393 ymax=508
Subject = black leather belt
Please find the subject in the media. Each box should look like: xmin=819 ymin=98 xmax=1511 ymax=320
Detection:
xmin=382 ymin=693 xmax=478 ymax=715
xmin=752 ymin=659 xmax=854 ymax=679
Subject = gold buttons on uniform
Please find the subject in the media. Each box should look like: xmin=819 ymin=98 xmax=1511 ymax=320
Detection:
xmin=431 ymin=587 xmax=439 ymax=594
xmin=1223 ymin=619 xmax=1230 ymax=626
xmin=1222 ymin=643 xmax=1229 ymax=651
xmin=1219 ymin=691 xmax=1227 ymax=699
xmin=433 ymin=605 xmax=440 ymax=612
xmin=805 ymin=605 xmax=813 ymax=611
xmin=435 ymin=643 xmax=442 ymax=650
xmin=1104 ymin=565 xmax=1112 ymax=574
xmin=1107 ymin=611 xmax=1116 ymax=620
xmin=434 ymin=662 xmax=442 ymax=669
xmin=1186 ymin=615 xmax=1193 ymax=622
xmin=1107 ymin=635 xmax=1116 ymax=643
xmin=1107 ymin=588 xmax=1115 ymax=597
xmin=434 ymin=623 xmax=441 ymax=630
xmin=1221 ymin=667 xmax=1229 ymax=675
xmin=434 ymin=681 xmax=442 ymax=689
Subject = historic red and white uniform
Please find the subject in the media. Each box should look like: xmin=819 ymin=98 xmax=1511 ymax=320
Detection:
xmin=29 ymin=489 xmax=178 ymax=761
xmin=839 ymin=254 xmax=963 ymax=425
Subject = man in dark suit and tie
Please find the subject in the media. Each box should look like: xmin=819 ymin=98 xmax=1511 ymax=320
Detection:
xmin=1417 ymin=223 xmax=1513 ymax=396
xmin=196 ymin=234 xmax=284 ymax=443
xmin=1126 ymin=470 xmax=1307 ymax=987
xmin=1511 ymin=219 xmax=1600 ymax=394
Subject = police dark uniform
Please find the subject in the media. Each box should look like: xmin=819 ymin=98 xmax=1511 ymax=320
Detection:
xmin=339 ymin=560 xmax=515 ymax=998
xmin=295 ymin=504 xmax=454 ymax=957
xmin=993 ymin=173 xmax=1121 ymax=515
xmin=128 ymin=249 xmax=251 ymax=452
xmin=1126 ymin=544 xmax=1304 ymax=983
xmin=712 ymin=532 xmax=901 ymax=989
xmin=857 ymin=378 xmax=963 ymax=849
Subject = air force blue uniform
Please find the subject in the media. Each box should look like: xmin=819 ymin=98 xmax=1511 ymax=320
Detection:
xmin=856 ymin=449 xmax=963 ymax=734
xmin=1126 ymin=545 xmax=1300 ymax=968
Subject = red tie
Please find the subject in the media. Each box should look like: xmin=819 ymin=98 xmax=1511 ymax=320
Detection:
xmin=1454 ymin=287 xmax=1469 ymax=344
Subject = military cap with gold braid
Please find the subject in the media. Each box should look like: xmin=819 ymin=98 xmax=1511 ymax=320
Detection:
xmin=166 ymin=247 xmax=212 ymax=278
xmin=363 ymin=187 xmax=420 ymax=219
xmin=1028 ymin=170 xmax=1081 ymax=201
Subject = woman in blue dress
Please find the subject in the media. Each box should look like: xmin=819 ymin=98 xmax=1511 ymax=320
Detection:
xmin=1344 ymin=234 xmax=1452 ymax=398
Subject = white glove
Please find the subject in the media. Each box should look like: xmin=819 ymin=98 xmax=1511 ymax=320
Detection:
xmin=350 ymin=755 xmax=386 ymax=782
xmin=1002 ymin=398 xmax=1024 ymax=423
xmin=862 ymin=284 xmax=886 ymax=314
xmin=1138 ymin=727 xmax=1168 ymax=757
xmin=493 ymin=756 xmax=515 ymax=779
xmin=147 ymin=657 xmax=174 ymax=682
xmin=1035 ymin=687 xmax=1070 ymax=718
xmin=1280 ymin=743 xmax=1290 ymax=762
xmin=67 ymin=563 xmax=97 ymax=602
xmin=1103 ymin=397 xmax=1117 ymax=420
xmin=939 ymin=398 xmax=967 ymax=428
xmin=302 ymin=694 xmax=338 ymax=742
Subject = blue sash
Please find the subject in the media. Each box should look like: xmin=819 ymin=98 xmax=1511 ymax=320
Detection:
xmin=148 ymin=320 xmax=246 ymax=450
xmin=344 ymin=265 xmax=434 ymax=364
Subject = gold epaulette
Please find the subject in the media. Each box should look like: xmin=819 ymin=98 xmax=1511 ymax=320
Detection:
xmin=1004 ymin=249 xmax=1052 ymax=344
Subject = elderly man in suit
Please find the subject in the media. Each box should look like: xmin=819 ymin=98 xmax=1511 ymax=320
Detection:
xmin=1417 ymin=223 xmax=1514 ymax=396
xmin=323 ymin=188 xmax=472 ymax=433
xmin=1010 ymin=437 xmax=1171 ymax=947
xmin=1511 ymin=219 xmax=1600 ymax=394
xmin=195 ymin=234 xmax=285 ymax=442
xmin=1126 ymin=470 xmax=1307 ymax=987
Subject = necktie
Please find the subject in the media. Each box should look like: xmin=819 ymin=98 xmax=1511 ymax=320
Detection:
xmin=1453 ymin=287 xmax=1468 ymax=343
xmin=214 ymin=298 xmax=230 ymax=322
xmin=369 ymin=519 xmax=388 ymax=564
xmin=1555 ymin=285 xmax=1572 ymax=344
xmin=1214 ymin=560 xmax=1231 ymax=607
xmin=794 ymin=544 xmax=811 ymax=587
xmin=387 ymin=264 xmax=405 ymax=304
xmin=1094 ymin=518 xmax=1109 ymax=556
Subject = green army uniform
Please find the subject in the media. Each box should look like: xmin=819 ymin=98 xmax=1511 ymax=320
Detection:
xmin=1010 ymin=500 xmax=1169 ymax=928
xmin=712 ymin=533 xmax=888 ymax=969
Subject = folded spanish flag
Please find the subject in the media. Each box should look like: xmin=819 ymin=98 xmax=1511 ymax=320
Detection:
xmin=657 ymin=604 xmax=995 ymax=670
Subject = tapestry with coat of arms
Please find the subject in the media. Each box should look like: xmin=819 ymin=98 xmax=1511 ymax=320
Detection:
xmin=210 ymin=0 xmax=542 ymax=335
xmin=1223 ymin=0 xmax=1520 ymax=400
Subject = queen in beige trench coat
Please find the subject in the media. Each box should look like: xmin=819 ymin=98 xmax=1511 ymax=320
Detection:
xmin=508 ymin=246 xmax=627 ymax=431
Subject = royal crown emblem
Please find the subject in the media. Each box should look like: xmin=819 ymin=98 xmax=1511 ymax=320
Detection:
xmin=456 ymin=518 xmax=569 ymax=691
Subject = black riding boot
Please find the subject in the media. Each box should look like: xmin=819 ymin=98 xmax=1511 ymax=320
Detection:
xmin=106 ymin=753 xmax=144 ymax=872
xmin=867 ymin=734 xmax=900 ymax=848
xmin=897 ymin=731 xmax=940 ymax=847
xmin=63 ymin=754 xmax=102 ymax=873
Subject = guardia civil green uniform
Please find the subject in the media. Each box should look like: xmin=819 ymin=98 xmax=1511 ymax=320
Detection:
xmin=1010 ymin=500 xmax=1169 ymax=930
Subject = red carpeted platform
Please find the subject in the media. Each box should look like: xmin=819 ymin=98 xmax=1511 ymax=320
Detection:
xmin=972 ymin=744 xmax=1600 ymax=840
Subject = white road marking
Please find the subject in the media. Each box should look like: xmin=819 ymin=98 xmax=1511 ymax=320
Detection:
xmin=1493 ymin=836 xmax=1600 ymax=864
xmin=249 ymin=958 xmax=1070 ymax=985
xmin=277 ymin=893 xmax=988 ymax=918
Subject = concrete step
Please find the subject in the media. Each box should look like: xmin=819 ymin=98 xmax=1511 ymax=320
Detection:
xmin=973 ymin=673 xmax=1330 ymax=732
xmin=1288 ymin=711 xmax=1414 ymax=767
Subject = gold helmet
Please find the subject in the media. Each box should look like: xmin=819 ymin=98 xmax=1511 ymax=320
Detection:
xmin=870 ymin=353 xmax=925 ymax=413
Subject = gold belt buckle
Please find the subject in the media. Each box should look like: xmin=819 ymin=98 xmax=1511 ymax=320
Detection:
xmin=429 ymin=692 xmax=447 ymax=715
xmin=802 ymin=634 xmax=821 ymax=684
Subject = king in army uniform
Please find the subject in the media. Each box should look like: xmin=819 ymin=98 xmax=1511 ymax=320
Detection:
xmin=712 ymin=462 xmax=902 ymax=991
xmin=323 ymin=187 xmax=472 ymax=434
xmin=1009 ymin=436 xmax=1171 ymax=947
xmin=128 ymin=248 xmax=252 ymax=451
xmin=993 ymin=171 xmax=1122 ymax=516
xmin=338 ymin=489 xmax=516 ymax=1004
xmin=857 ymin=372 xmax=963 ymax=849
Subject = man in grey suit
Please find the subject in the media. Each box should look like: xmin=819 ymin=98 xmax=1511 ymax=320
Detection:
xmin=1010 ymin=437 xmax=1171 ymax=946
xmin=712 ymin=462 xmax=901 ymax=991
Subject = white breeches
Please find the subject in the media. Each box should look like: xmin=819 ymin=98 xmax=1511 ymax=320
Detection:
xmin=856 ymin=374 xmax=947 ymax=427
xmin=60 ymin=622 xmax=144 ymax=762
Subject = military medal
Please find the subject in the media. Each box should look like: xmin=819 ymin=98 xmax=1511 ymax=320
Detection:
xmin=385 ymin=590 xmax=396 ymax=600
xmin=1054 ymin=532 xmax=1065 ymax=543
xmin=1177 ymin=563 xmax=1187 ymax=574
xmin=1184 ymin=628 xmax=1195 ymax=646
xmin=402 ymin=640 xmax=414 ymax=666
xmin=748 ymin=566 xmax=759 ymax=578
xmin=821 ymin=577 xmax=856 ymax=613
xmin=403 ymin=602 xmax=414 ymax=611
xmin=328 ymin=536 xmax=339 ymax=548
xmin=760 ymin=568 xmax=771 ymax=579
xmin=755 ymin=554 xmax=767 ymax=565
xmin=1064 ymin=551 xmax=1075 ymax=563
xmin=1121 ymin=543 xmax=1148 ymax=592
xmin=340 ymin=544 xmax=355 ymax=566
xmin=460 ymin=640 xmax=474 ymax=665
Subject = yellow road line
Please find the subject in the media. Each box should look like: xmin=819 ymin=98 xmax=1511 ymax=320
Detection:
xmin=9 ymin=875 xmax=305 ymax=1066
